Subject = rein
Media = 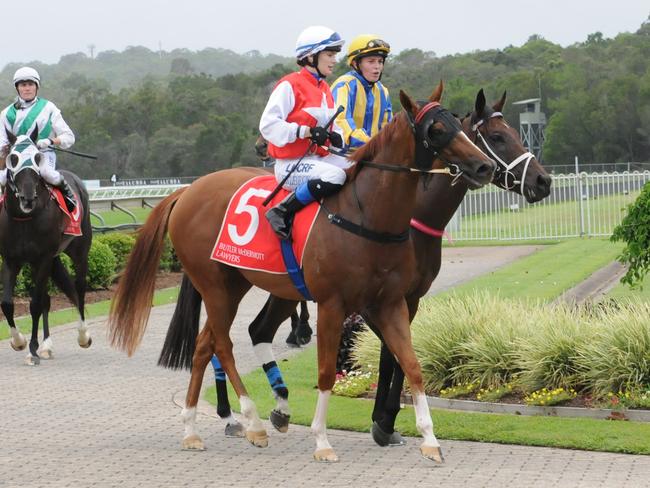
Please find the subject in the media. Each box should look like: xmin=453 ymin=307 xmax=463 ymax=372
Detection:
xmin=325 ymin=103 xmax=462 ymax=244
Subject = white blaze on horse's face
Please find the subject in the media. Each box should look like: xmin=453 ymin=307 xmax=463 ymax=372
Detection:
xmin=7 ymin=135 xmax=42 ymax=176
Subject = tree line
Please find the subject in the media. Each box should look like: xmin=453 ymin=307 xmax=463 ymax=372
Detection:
xmin=1 ymin=18 xmax=648 ymax=179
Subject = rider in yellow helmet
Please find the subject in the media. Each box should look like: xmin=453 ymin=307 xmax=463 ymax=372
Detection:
xmin=331 ymin=35 xmax=392 ymax=150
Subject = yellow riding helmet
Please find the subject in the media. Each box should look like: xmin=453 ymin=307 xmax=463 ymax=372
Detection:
xmin=347 ymin=34 xmax=390 ymax=66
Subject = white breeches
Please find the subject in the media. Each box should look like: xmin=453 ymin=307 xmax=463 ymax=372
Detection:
xmin=274 ymin=153 xmax=351 ymax=191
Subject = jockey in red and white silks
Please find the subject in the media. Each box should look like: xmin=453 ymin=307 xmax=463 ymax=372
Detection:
xmin=260 ymin=25 xmax=350 ymax=241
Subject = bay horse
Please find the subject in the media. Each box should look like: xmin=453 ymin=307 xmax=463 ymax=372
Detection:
xmin=1 ymin=130 xmax=92 ymax=365
xmin=197 ymin=88 xmax=552 ymax=439
xmin=108 ymin=85 xmax=496 ymax=463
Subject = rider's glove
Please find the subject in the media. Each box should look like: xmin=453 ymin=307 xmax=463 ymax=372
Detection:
xmin=309 ymin=126 xmax=329 ymax=146
xmin=328 ymin=131 xmax=343 ymax=148
xmin=36 ymin=138 xmax=53 ymax=150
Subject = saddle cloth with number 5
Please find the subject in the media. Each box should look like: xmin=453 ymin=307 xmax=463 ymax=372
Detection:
xmin=210 ymin=175 xmax=321 ymax=273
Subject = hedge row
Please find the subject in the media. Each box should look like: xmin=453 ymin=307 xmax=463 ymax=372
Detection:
xmin=352 ymin=292 xmax=650 ymax=398
xmin=1 ymin=232 xmax=180 ymax=296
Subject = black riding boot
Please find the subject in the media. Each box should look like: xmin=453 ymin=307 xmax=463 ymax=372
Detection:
xmin=56 ymin=177 xmax=77 ymax=212
xmin=265 ymin=192 xmax=307 ymax=240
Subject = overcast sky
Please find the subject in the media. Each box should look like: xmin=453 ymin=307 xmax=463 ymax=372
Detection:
xmin=2 ymin=1 xmax=647 ymax=69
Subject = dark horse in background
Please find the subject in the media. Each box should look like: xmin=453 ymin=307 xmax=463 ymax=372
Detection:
xmin=0 ymin=130 xmax=92 ymax=365
xmin=206 ymin=87 xmax=552 ymax=440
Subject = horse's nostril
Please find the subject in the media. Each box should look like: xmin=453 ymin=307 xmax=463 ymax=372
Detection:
xmin=476 ymin=163 xmax=493 ymax=177
xmin=538 ymin=174 xmax=552 ymax=188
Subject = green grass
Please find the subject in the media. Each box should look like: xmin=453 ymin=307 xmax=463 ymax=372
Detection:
xmin=205 ymin=346 xmax=650 ymax=455
xmin=90 ymin=207 xmax=152 ymax=227
xmin=0 ymin=286 xmax=179 ymax=341
xmin=607 ymin=274 xmax=650 ymax=301
xmin=442 ymin=238 xmax=623 ymax=302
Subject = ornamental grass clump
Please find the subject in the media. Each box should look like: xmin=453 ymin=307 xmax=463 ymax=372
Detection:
xmin=451 ymin=294 xmax=530 ymax=388
xmin=577 ymin=300 xmax=650 ymax=396
xmin=350 ymin=326 xmax=381 ymax=374
xmin=524 ymin=387 xmax=577 ymax=406
xmin=411 ymin=293 xmax=494 ymax=391
xmin=515 ymin=303 xmax=591 ymax=392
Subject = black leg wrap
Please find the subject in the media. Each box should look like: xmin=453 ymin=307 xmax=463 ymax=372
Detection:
xmin=215 ymin=379 xmax=232 ymax=419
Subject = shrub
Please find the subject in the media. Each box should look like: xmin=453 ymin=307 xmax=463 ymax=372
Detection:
xmin=86 ymin=240 xmax=117 ymax=289
xmin=160 ymin=236 xmax=181 ymax=272
xmin=524 ymin=387 xmax=577 ymax=406
xmin=95 ymin=232 xmax=136 ymax=271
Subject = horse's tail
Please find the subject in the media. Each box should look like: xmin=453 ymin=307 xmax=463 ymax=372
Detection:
xmin=108 ymin=187 xmax=186 ymax=356
xmin=157 ymin=273 xmax=202 ymax=370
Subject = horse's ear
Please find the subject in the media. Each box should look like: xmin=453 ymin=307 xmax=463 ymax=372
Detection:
xmin=493 ymin=90 xmax=507 ymax=112
xmin=5 ymin=129 xmax=16 ymax=146
xmin=29 ymin=126 xmax=39 ymax=144
xmin=399 ymin=90 xmax=418 ymax=118
xmin=429 ymin=80 xmax=444 ymax=102
xmin=475 ymin=89 xmax=487 ymax=116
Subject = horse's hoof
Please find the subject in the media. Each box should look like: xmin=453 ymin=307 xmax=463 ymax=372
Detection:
xmin=269 ymin=409 xmax=290 ymax=433
xmin=181 ymin=434 xmax=205 ymax=451
xmin=25 ymin=355 xmax=40 ymax=366
xmin=245 ymin=429 xmax=269 ymax=448
xmin=296 ymin=334 xmax=312 ymax=346
xmin=10 ymin=339 xmax=27 ymax=352
xmin=224 ymin=422 xmax=245 ymax=438
xmin=420 ymin=445 xmax=444 ymax=464
xmin=79 ymin=336 xmax=92 ymax=349
xmin=371 ymin=421 xmax=392 ymax=447
xmin=38 ymin=349 xmax=53 ymax=360
xmin=388 ymin=431 xmax=406 ymax=446
xmin=313 ymin=448 xmax=339 ymax=463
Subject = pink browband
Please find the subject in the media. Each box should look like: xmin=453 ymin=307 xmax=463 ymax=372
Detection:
xmin=410 ymin=218 xmax=452 ymax=243
xmin=414 ymin=102 xmax=441 ymax=124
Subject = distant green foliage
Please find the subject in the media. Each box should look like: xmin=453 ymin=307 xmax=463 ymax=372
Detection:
xmin=611 ymin=181 xmax=650 ymax=287
xmin=2 ymin=18 xmax=648 ymax=179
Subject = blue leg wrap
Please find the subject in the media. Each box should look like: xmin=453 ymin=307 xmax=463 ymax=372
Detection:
xmin=211 ymin=355 xmax=226 ymax=382
xmin=263 ymin=361 xmax=287 ymax=391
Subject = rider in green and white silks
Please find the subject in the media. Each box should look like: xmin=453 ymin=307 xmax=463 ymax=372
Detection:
xmin=0 ymin=67 xmax=77 ymax=211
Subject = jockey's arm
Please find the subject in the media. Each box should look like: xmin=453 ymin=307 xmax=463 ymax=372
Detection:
xmin=260 ymin=81 xmax=308 ymax=147
xmin=331 ymin=80 xmax=370 ymax=149
xmin=50 ymin=107 xmax=75 ymax=149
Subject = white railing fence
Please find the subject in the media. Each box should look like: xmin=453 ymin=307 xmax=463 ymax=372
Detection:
xmin=450 ymin=171 xmax=650 ymax=241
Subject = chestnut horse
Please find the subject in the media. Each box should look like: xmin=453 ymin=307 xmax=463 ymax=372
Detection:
xmin=178 ymin=88 xmax=553 ymax=439
xmin=108 ymin=86 xmax=496 ymax=463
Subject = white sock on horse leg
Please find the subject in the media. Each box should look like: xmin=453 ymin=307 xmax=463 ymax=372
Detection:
xmin=239 ymin=396 xmax=264 ymax=432
xmin=311 ymin=390 xmax=332 ymax=451
xmin=252 ymin=343 xmax=274 ymax=365
xmin=413 ymin=392 xmax=440 ymax=447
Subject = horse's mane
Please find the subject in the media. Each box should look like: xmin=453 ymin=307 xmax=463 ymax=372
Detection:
xmin=350 ymin=112 xmax=409 ymax=165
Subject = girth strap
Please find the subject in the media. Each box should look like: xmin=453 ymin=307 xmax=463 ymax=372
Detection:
xmin=325 ymin=211 xmax=409 ymax=243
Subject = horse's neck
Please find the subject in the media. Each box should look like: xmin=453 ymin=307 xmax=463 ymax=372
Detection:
xmin=413 ymin=176 xmax=469 ymax=231
xmin=343 ymin=162 xmax=418 ymax=234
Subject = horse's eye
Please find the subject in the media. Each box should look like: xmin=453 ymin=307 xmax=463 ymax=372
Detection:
xmin=34 ymin=153 xmax=42 ymax=164
xmin=490 ymin=133 xmax=505 ymax=144
xmin=9 ymin=154 xmax=19 ymax=167
xmin=431 ymin=127 xmax=444 ymax=136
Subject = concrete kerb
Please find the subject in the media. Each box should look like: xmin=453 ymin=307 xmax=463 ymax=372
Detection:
xmin=423 ymin=396 xmax=650 ymax=422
